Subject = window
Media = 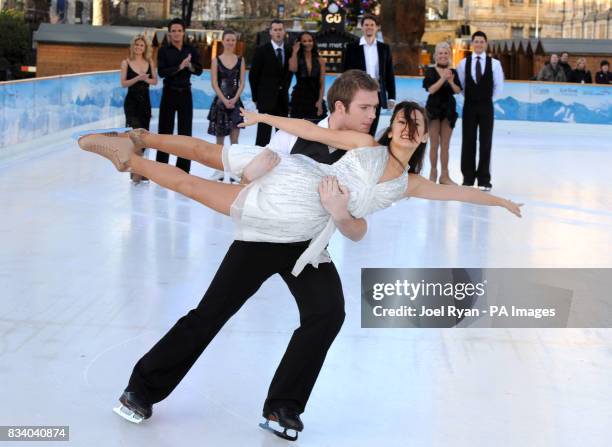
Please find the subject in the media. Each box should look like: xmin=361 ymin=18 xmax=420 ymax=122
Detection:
xmin=528 ymin=26 xmax=541 ymax=38
xmin=512 ymin=26 xmax=524 ymax=39
xmin=75 ymin=1 xmax=83 ymax=23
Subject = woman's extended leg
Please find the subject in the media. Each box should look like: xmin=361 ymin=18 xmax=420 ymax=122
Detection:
xmin=428 ymin=119 xmax=441 ymax=182
xmin=129 ymin=155 xmax=241 ymax=215
xmin=438 ymin=119 xmax=456 ymax=185
xmin=133 ymin=131 xmax=225 ymax=171
xmin=79 ymin=133 xmax=240 ymax=215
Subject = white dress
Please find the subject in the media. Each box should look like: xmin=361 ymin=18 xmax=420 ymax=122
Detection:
xmin=222 ymin=144 xmax=408 ymax=276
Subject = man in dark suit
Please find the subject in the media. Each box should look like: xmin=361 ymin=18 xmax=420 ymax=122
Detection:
xmin=342 ymin=13 xmax=396 ymax=136
xmin=248 ymin=19 xmax=293 ymax=146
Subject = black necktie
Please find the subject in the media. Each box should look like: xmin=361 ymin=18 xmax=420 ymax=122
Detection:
xmin=276 ymin=48 xmax=283 ymax=66
xmin=475 ymin=56 xmax=483 ymax=83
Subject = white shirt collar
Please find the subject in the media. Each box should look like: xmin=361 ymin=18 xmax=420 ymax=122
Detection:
xmin=317 ymin=117 xmax=330 ymax=129
xmin=271 ymin=40 xmax=284 ymax=51
xmin=359 ymin=36 xmax=377 ymax=47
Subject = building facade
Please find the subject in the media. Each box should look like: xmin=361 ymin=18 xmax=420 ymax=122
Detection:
xmin=443 ymin=0 xmax=610 ymax=40
xmin=562 ymin=0 xmax=611 ymax=39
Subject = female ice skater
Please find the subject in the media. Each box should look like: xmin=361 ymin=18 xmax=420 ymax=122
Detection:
xmin=78 ymin=100 xmax=521 ymax=440
xmin=79 ymin=102 xmax=521 ymax=273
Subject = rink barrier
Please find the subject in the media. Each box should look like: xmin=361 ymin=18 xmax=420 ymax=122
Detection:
xmin=1 ymin=70 xmax=611 ymax=149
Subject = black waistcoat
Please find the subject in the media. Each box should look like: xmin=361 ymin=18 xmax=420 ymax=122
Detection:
xmin=464 ymin=54 xmax=494 ymax=104
xmin=290 ymin=137 xmax=345 ymax=165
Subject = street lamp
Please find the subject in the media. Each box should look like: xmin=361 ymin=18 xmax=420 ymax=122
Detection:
xmin=535 ymin=0 xmax=540 ymax=38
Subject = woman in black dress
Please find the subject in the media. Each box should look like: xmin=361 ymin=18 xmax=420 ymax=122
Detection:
xmin=120 ymin=35 xmax=157 ymax=184
xmin=207 ymin=29 xmax=246 ymax=182
xmin=288 ymin=32 xmax=327 ymax=121
xmin=423 ymin=41 xmax=462 ymax=185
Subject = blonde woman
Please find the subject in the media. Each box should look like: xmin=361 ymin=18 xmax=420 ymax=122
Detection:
xmin=120 ymin=35 xmax=158 ymax=183
xmin=423 ymin=41 xmax=462 ymax=185
xmin=569 ymin=58 xmax=592 ymax=84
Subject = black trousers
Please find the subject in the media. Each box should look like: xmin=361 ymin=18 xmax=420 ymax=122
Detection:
xmin=461 ymin=101 xmax=494 ymax=186
xmin=255 ymin=93 xmax=289 ymax=147
xmin=157 ymin=86 xmax=193 ymax=173
xmin=126 ymin=240 xmax=345 ymax=416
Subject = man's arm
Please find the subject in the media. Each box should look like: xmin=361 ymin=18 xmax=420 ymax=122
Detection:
xmin=319 ymin=176 xmax=367 ymax=241
xmin=267 ymin=129 xmax=296 ymax=155
xmin=456 ymin=59 xmax=466 ymax=96
xmin=189 ymin=47 xmax=203 ymax=76
xmin=492 ymin=58 xmax=504 ymax=100
xmin=384 ymin=44 xmax=396 ymax=104
xmin=342 ymin=43 xmax=355 ymax=71
xmin=248 ymin=46 xmax=263 ymax=104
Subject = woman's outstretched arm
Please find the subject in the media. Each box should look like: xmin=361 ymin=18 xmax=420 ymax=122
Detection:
xmin=239 ymin=109 xmax=377 ymax=150
xmin=406 ymin=174 xmax=523 ymax=217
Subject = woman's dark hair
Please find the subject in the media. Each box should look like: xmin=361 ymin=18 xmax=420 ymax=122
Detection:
xmin=377 ymin=101 xmax=428 ymax=174
xmin=600 ymin=60 xmax=609 ymax=68
xmin=222 ymin=28 xmax=237 ymax=39
xmin=296 ymin=31 xmax=320 ymax=59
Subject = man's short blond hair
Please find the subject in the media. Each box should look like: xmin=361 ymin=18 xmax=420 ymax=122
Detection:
xmin=327 ymin=70 xmax=379 ymax=113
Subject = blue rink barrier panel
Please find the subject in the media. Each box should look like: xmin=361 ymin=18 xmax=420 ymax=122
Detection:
xmin=1 ymin=71 xmax=610 ymax=149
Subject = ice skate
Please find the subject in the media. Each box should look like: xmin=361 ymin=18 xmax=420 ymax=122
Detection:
xmin=72 ymin=127 xmax=132 ymax=140
xmin=78 ymin=134 xmax=138 ymax=172
xmin=259 ymin=408 xmax=303 ymax=441
xmin=242 ymin=148 xmax=280 ymax=183
xmin=113 ymin=391 xmax=152 ymax=424
xmin=127 ymin=128 xmax=149 ymax=151
xmin=209 ymin=170 xmax=225 ymax=182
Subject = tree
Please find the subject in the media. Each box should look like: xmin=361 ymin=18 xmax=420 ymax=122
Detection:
xmin=242 ymin=0 xmax=279 ymax=18
xmin=380 ymin=0 xmax=426 ymax=75
xmin=181 ymin=0 xmax=194 ymax=26
xmin=0 ymin=10 xmax=29 ymax=65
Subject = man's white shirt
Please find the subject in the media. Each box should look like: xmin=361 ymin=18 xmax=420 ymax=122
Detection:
xmin=360 ymin=36 xmax=379 ymax=81
xmin=456 ymin=52 xmax=504 ymax=100
xmin=267 ymin=117 xmax=337 ymax=155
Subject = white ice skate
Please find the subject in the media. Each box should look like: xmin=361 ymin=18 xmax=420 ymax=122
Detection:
xmin=113 ymin=391 xmax=153 ymax=424
xmin=113 ymin=403 xmax=146 ymax=424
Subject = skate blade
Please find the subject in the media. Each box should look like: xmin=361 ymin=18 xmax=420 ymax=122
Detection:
xmin=259 ymin=420 xmax=298 ymax=441
xmin=72 ymin=127 xmax=133 ymax=141
xmin=113 ymin=404 xmax=145 ymax=424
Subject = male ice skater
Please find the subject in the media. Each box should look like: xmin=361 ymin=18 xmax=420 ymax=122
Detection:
xmin=456 ymin=31 xmax=504 ymax=191
xmin=114 ymin=70 xmax=380 ymax=441
xmin=156 ymin=18 xmax=202 ymax=173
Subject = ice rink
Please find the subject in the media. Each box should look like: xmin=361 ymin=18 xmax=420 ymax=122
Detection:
xmin=1 ymin=116 xmax=611 ymax=446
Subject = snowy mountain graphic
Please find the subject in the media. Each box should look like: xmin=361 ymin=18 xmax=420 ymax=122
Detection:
xmin=492 ymin=97 xmax=611 ymax=124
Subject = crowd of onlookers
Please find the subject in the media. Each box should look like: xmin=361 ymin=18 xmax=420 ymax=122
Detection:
xmin=536 ymin=52 xmax=611 ymax=84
